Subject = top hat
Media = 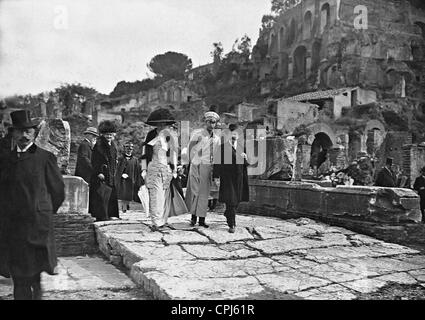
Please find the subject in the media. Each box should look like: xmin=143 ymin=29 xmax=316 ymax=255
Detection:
xmin=10 ymin=110 xmax=39 ymax=129
xmin=84 ymin=127 xmax=99 ymax=136
xmin=146 ymin=108 xmax=175 ymax=126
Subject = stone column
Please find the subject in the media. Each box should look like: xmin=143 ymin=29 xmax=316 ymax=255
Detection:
xmin=55 ymin=176 xmax=96 ymax=256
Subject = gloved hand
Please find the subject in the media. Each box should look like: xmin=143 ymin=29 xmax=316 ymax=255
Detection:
xmin=98 ymin=173 xmax=105 ymax=181
xmin=141 ymin=170 xmax=147 ymax=179
xmin=122 ymin=173 xmax=129 ymax=179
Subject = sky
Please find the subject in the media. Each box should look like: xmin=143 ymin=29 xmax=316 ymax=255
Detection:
xmin=0 ymin=0 xmax=271 ymax=97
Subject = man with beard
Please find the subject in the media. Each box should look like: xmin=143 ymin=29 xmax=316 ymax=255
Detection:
xmin=0 ymin=110 xmax=65 ymax=300
xmin=74 ymin=127 xmax=98 ymax=184
xmin=116 ymin=142 xmax=142 ymax=213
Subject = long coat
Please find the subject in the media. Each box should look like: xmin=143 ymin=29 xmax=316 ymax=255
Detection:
xmin=89 ymin=138 xmax=119 ymax=221
xmin=0 ymin=144 xmax=65 ymax=278
xmin=213 ymin=139 xmax=249 ymax=206
xmin=413 ymin=175 xmax=425 ymax=211
xmin=115 ymin=154 xmax=142 ymax=202
xmin=375 ymin=167 xmax=396 ymax=188
xmin=74 ymin=139 xmax=93 ymax=183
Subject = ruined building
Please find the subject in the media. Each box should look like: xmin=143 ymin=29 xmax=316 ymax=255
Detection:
xmin=248 ymin=0 xmax=425 ymax=185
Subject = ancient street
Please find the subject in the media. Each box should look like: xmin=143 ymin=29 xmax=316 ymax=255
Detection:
xmin=94 ymin=211 xmax=425 ymax=300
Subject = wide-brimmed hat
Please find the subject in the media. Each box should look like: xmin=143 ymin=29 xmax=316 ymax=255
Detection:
xmin=145 ymin=108 xmax=175 ymax=126
xmin=84 ymin=127 xmax=99 ymax=136
xmin=10 ymin=110 xmax=39 ymax=129
xmin=98 ymin=120 xmax=118 ymax=134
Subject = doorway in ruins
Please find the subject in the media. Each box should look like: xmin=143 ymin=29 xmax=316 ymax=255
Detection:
xmin=310 ymin=132 xmax=333 ymax=170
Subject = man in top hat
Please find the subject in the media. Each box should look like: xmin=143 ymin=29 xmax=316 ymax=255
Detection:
xmin=0 ymin=110 xmax=65 ymax=300
xmin=375 ymin=157 xmax=396 ymax=187
xmin=185 ymin=108 xmax=221 ymax=228
xmin=74 ymin=127 xmax=99 ymax=184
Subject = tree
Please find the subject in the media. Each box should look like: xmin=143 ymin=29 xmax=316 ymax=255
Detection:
xmin=211 ymin=42 xmax=224 ymax=62
xmin=271 ymin=0 xmax=301 ymax=15
xmin=147 ymin=51 xmax=193 ymax=80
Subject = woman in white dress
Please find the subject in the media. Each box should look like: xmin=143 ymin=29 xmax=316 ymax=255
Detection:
xmin=141 ymin=108 xmax=188 ymax=231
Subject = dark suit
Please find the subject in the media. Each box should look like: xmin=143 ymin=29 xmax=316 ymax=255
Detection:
xmin=375 ymin=167 xmax=396 ymax=188
xmin=115 ymin=154 xmax=142 ymax=202
xmin=413 ymin=175 xmax=425 ymax=219
xmin=213 ymin=139 xmax=249 ymax=228
xmin=74 ymin=139 xmax=93 ymax=183
xmin=89 ymin=137 xmax=119 ymax=221
xmin=0 ymin=144 xmax=65 ymax=299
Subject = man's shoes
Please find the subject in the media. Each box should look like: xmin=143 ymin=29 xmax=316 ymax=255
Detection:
xmin=199 ymin=223 xmax=209 ymax=228
xmin=228 ymin=227 xmax=236 ymax=233
xmin=151 ymin=225 xmax=164 ymax=232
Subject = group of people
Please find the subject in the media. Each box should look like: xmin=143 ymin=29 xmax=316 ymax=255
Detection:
xmin=74 ymin=107 xmax=250 ymax=234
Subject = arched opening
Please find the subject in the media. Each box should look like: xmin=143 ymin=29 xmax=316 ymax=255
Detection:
xmin=415 ymin=22 xmax=425 ymax=40
xmin=287 ymin=19 xmax=296 ymax=47
xmin=310 ymin=132 xmax=333 ymax=170
xmin=293 ymin=46 xmax=307 ymax=79
xmin=366 ymin=128 xmax=384 ymax=156
xmin=279 ymin=27 xmax=286 ymax=51
xmin=411 ymin=39 xmax=423 ymax=61
xmin=311 ymin=41 xmax=322 ymax=71
xmin=320 ymin=3 xmax=331 ymax=34
xmin=280 ymin=53 xmax=289 ymax=80
xmin=303 ymin=11 xmax=313 ymax=40
xmin=269 ymin=32 xmax=278 ymax=56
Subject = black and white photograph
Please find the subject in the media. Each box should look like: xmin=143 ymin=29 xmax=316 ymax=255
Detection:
xmin=1 ymin=0 xmax=425 ymax=307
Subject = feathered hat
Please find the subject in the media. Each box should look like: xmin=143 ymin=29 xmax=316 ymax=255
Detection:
xmin=146 ymin=108 xmax=176 ymax=126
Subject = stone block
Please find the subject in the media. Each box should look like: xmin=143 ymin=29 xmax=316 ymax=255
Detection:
xmin=58 ymin=176 xmax=89 ymax=214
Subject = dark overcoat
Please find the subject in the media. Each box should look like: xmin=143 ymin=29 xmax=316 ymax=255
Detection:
xmin=0 ymin=144 xmax=65 ymax=278
xmin=413 ymin=175 xmax=425 ymax=211
xmin=115 ymin=154 xmax=142 ymax=202
xmin=89 ymin=137 xmax=119 ymax=221
xmin=74 ymin=139 xmax=93 ymax=183
xmin=213 ymin=139 xmax=249 ymax=206
xmin=375 ymin=167 xmax=396 ymax=188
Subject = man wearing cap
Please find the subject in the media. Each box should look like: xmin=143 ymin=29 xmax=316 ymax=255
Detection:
xmin=375 ymin=157 xmax=397 ymax=187
xmin=74 ymin=127 xmax=98 ymax=184
xmin=0 ymin=110 xmax=65 ymax=300
xmin=185 ymin=109 xmax=221 ymax=228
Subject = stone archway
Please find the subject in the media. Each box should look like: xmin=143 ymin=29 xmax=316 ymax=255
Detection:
xmin=293 ymin=46 xmax=308 ymax=79
xmin=307 ymin=123 xmax=336 ymax=170
xmin=365 ymin=120 xmax=386 ymax=157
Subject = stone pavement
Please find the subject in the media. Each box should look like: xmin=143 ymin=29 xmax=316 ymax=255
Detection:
xmin=0 ymin=256 xmax=146 ymax=300
xmin=95 ymin=211 xmax=425 ymax=300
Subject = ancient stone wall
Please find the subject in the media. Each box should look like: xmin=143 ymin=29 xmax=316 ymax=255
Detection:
xmin=238 ymin=179 xmax=425 ymax=245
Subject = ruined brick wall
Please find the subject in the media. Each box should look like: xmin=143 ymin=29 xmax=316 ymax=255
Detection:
xmin=403 ymin=144 xmax=425 ymax=187
xmin=263 ymin=0 xmax=425 ymax=98
xmin=378 ymin=131 xmax=412 ymax=170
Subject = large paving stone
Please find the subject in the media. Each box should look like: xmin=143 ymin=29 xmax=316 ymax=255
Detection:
xmin=299 ymin=261 xmax=381 ymax=283
xmin=256 ymin=271 xmax=331 ymax=293
xmin=162 ymin=230 xmax=211 ymax=245
xmin=42 ymin=257 xmax=135 ymax=292
xmin=181 ymin=243 xmax=261 ymax=260
xmin=132 ymin=271 xmax=264 ymax=300
xmin=252 ymin=224 xmax=318 ymax=240
xmin=295 ymin=284 xmax=357 ymax=300
xmin=345 ymin=257 xmax=422 ymax=275
xmin=100 ymin=223 xmax=151 ymax=234
xmin=247 ymin=233 xmax=351 ymax=255
xmin=132 ymin=257 xmax=289 ymax=280
xmin=119 ymin=242 xmax=196 ymax=268
xmin=375 ymin=272 xmax=418 ymax=285
xmin=341 ymin=278 xmax=388 ymax=294
xmin=197 ymin=226 xmax=255 ymax=244
xmin=408 ymin=269 xmax=425 ymax=283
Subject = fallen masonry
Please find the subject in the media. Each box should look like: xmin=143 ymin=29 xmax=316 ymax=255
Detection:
xmin=94 ymin=212 xmax=425 ymax=300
